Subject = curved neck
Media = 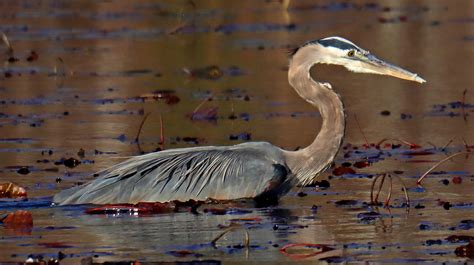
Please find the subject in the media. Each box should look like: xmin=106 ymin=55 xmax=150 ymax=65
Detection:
xmin=283 ymin=57 xmax=346 ymax=185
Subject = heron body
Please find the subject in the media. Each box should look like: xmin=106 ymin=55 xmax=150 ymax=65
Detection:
xmin=54 ymin=142 xmax=293 ymax=205
xmin=54 ymin=37 xmax=425 ymax=205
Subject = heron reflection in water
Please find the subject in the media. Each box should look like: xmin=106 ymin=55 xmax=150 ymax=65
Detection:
xmin=54 ymin=37 xmax=425 ymax=205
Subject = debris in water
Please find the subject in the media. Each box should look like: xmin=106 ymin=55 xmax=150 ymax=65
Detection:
xmin=0 ymin=182 xmax=27 ymax=199
xmin=353 ymin=161 xmax=370 ymax=168
xmin=62 ymin=157 xmax=81 ymax=168
xmin=135 ymin=112 xmax=152 ymax=154
xmin=442 ymin=201 xmax=452 ymax=210
xmin=1 ymin=210 xmax=33 ymax=231
xmin=279 ymin=243 xmax=334 ymax=259
xmin=353 ymin=114 xmax=369 ymax=148
xmin=26 ymin=51 xmax=39 ymax=62
xmin=370 ymin=174 xmax=409 ymax=208
xmin=229 ymin=133 xmax=251 ymax=141
xmin=357 ymin=211 xmax=382 ymax=222
xmin=8 ymin=56 xmax=19 ymax=63
xmin=452 ymin=176 xmax=462 ymax=184
xmin=417 ymin=152 xmax=471 ymax=184
xmin=446 ymin=235 xmax=474 ymax=243
xmin=425 ymin=239 xmax=442 ymax=246
xmin=462 ymin=89 xmax=468 ymax=121
xmin=167 ymin=250 xmax=203 ymax=258
xmin=211 ymin=224 xmax=249 ymax=248
xmin=140 ymin=90 xmax=180 ymax=105
xmin=376 ymin=138 xmax=421 ymax=149
xmin=1 ymin=32 xmax=13 ymax=55
xmin=458 ymin=219 xmax=474 ymax=230
xmin=455 ymin=241 xmax=474 ymax=259
xmin=77 ymin=148 xmax=85 ymax=158
xmin=297 ymin=192 xmax=307 ymax=197
xmin=334 ymin=199 xmax=358 ymax=206
xmin=306 ymin=179 xmax=330 ymax=189
xmin=188 ymin=107 xmax=218 ymax=121
xmin=17 ymin=166 xmax=30 ymax=175
xmin=183 ymin=65 xmax=223 ymax=80
xmin=332 ymin=166 xmax=355 ymax=176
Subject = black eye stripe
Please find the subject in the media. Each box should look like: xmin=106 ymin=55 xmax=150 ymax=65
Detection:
xmin=289 ymin=38 xmax=362 ymax=58
xmin=317 ymin=38 xmax=360 ymax=51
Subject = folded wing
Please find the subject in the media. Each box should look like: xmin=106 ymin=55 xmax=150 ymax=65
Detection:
xmin=53 ymin=142 xmax=292 ymax=205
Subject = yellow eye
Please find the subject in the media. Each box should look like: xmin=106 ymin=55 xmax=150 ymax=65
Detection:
xmin=347 ymin=50 xmax=355 ymax=57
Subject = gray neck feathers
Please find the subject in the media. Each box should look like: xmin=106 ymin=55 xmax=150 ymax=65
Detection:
xmin=283 ymin=46 xmax=346 ymax=185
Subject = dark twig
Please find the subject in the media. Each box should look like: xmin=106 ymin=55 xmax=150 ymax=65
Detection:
xmin=135 ymin=112 xmax=152 ymax=153
xmin=159 ymin=114 xmax=164 ymax=150
xmin=370 ymin=173 xmax=410 ymax=208
xmin=370 ymin=174 xmax=384 ymax=204
xmin=441 ymin=136 xmax=456 ymax=151
xmin=462 ymin=138 xmax=470 ymax=152
xmin=462 ymin=138 xmax=470 ymax=159
xmin=461 ymin=89 xmax=467 ymax=122
xmin=417 ymin=151 xmax=472 ymax=185
xmin=230 ymin=96 xmax=235 ymax=118
xmin=354 ymin=114 xmax=369 ymax=148
xmin=370 ymin=174 xmax=379 ymax=204
xmin=391 ymin=174 xmax=410 ymax=207
xmin=384 ymin=175 xmax=393 ymax=207
xmin=374 ymin=174 xmax=386 ymax=203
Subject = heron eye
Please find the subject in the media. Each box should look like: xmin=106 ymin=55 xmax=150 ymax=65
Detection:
xmin=347 ymin=50 xmax=355 ymax=57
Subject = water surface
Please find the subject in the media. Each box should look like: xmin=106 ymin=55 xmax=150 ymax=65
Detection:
xmin=0 ymin=0 xmax=473 ymax=263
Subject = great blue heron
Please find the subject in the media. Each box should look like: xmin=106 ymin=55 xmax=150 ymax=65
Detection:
xmin=53 ymin=37 xmax=425 ymax=205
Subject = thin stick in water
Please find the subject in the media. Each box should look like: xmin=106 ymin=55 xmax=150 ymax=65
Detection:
xmin=374 ymin=174 xmax=386 ymax=203
xmin=211 ymin=225 xmax=249 ymax=248
xmin=159 ymin=114 xmax=164 ymax=150
xmin=391 ymin=174 xmax=410 ymax=207
xmin=441 ymin=136 xmax=456 ymax=151
xmin=384 ymin=175 xmax=393 ymax=207
xmin=462 ymin=89 xmax=467 ymax=122
xmin=354 ymin=114 xmax=369 ymax=148
xmin=135 ymin=112 xmax=152 ymax=153
xmin=192 ymin=95 xmax=212 ymax=114
xmin=416 ymin=151 xmax=471 ymax=185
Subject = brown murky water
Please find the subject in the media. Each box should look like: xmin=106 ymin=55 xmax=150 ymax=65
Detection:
xmin=1 ymin=0 xmax=473 ymax=263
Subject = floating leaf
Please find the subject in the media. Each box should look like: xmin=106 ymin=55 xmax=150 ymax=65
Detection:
xmin=26 ymin=50 xmax=39 ymax=62
xmin=332 ymin=166 xmax=355 ymax=176
xmin=0 ymin=182 xmax=27 ymax=199
xmin=455 ymin=241 xmax=474 ymax=259
xmin=1 ymin=210 xmax=33 ymax=235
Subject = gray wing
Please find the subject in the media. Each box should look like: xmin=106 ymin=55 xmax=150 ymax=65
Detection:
xmin=53 ymin=142 xmax=292 ymax=205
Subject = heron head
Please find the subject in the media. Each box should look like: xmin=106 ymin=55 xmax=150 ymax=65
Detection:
xmin=290 ymin=36 xmax=426 ymax=83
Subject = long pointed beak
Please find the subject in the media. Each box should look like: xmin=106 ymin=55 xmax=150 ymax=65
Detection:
xmin=365 ymin=54 xmax=426 ymax=83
